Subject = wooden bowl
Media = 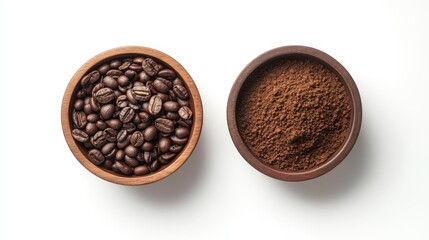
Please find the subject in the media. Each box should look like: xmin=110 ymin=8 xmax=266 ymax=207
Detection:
xmin=61 ymin=46 xmax=203 ymax=185
xmin=227 ymin=46 xmax=362 ymax=181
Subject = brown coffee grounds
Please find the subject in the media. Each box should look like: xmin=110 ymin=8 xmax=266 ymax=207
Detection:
xmin=236 ymin=58 xmax=351 ymax=171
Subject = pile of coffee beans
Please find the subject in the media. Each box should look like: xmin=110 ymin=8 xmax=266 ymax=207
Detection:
xmin=70 ymin=56 xmax=193 ymax=176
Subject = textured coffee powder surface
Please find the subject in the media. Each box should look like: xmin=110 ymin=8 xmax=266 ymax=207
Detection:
xmin=236 ymin=58 xmax=351 ymax=171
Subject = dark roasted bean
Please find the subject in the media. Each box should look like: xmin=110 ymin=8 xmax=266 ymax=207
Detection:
xmin=142 ymin=58 xmax=162 ymax=76
xmin=85 ymin=123 xmax=98 ymax=136
xmin=178 ymin=106 xmax=193 ymax=120
xmin=173 ymin=84 xmax=189 ymax=99
xmin=171 ymin=135 xmax=188 ymax=145
xmin=115 ymin=149 xmax=125 ymax=161
xmin=103 ymin=76 xmax=118 ymax=89
xmin=125 ymin=155 xmax=140 ymax=167
xmin=91 ymin=131 xmax=107 ymax=148
xmin=143 ymin=125 xmax=158 ymax=141
xmin=94 ymin=88 xmax=115 ymax=104
xmin=88 ymin=149 xmax=105 ymax=165
xmin=73 ymin=111 xmax=87 ymax=129
xmin=158 ymin=69 xmax=176 ymax=80
xmin=103 ymin=128 xmax=118 ymax=142
xmin=154 ymin=118 xmax=175 ymax=133
xmin=98 ymin=63 xmax=110 ymax=75
xmin=163 ymin=101 xmax=180 ymax=112
xmin=113 ymin=161 xmax=133 ymax=175
xmin=169 ymin=145 xmax=183 ymax=153
xmin=100 ymin=104 xmax=115 ymax=120
xmin=130 ymin=131 xmax=144 ymax=147
xmin=158 ymin=137 xmax=172 ymax=153
xmin=131 ymin=86 xmax=151 ymax=102
xmin=74 ymin=99 xmax=84 ymax=111
xmin=119 ymin=107 xmax=135 ymax=123
xmin=134 ymin=165 xmax=150 ymax=176
xmin=106 ymin=119 xmax=122 ymax=130
xmin=148 ymin=95 xmax=163 ymax=115
xmin=81 ymin=70 xmax=100 ymax=86
xmin=72 ymin=129 xmax=89 ymax=142
xmin=141 ymin=142 xmax=154 ymax=151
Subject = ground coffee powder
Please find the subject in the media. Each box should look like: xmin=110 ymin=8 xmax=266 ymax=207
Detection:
xmin=236 ymin=58 xmax=351 ymax=171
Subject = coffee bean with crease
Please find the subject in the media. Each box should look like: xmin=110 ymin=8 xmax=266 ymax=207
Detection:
xmin=148 ymin=95 xmax=163 ymax=115
xmin=155 ymin=118 xmax=175 ymax=133
xmin=72 ymin=129 xmax=89 ymax=142
xmin=119 ymin=107 xmax=135 ymax=123
xmin=130 ymin=131 xmax=144 ymax=147
xmin=131 ymin=86 xmax=151 ymax=101
xmin=142 ymin=58 xmax=162 ymax=76
xmin=178 ymin=106 xmax=193 ymax=120
xmin=73 ymin=111 xmax=87 ymax=129
xmin=81 ymin=70 xmax=100 ymax=86
xmin=95 ymin=88 xmax=115 ymax=104
xmin=173 ymin=85 xmax=189 ymax=100
xmin=88 ymin=149 xmax=105 ymax=166
xmin=71 ymin=55 xmax=194 ymax=176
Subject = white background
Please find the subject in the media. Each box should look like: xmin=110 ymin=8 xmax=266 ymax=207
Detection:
xmin=1 ymin=0 xmax=429 ymax=239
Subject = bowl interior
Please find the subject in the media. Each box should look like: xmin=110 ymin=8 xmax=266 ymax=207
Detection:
xmin=62 ymin=46 xmax=203 ymax=185
xmin=228 ymin=46 xmax=362 ymax=181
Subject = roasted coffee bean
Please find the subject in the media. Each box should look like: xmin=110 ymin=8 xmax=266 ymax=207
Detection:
xmin=103 ymin=159 xmax=114 ymax=170
xmin=96 ymin=120 xmax=107 ymax=130
xmin=92 ymin=83 xmax=105 ymax=96
xmin=116 ymin=95 xmax=128 ymax=108
xmin=177 ymin=98 xmax=189 ymax=107
xmin=122 ymin=123 xmax=136 ymax=133
xmin=149 ymin=160 xmax=160 ymax=172
xmin=125 ymin=145 xmax=138 ymax=157
xmin=175 ymin=127 xmax=190 ymax=138
xmin=142 ymin=58 xmax=162 ymax=76
xmin=158 ymin=69 xmax=176 ymax=80
xmin=117 ymin=75 xmax=130 ymax=87
xmin=118 ymin=83 xmax=132 ymax=93
xmin=101 ymin=142 xmax=116 ymax=155
xmin=110 ymin=60 xmax=121 ymax=69
xmin=155 ymin=118 xmax=175 ymax=133
xmin=153 ymin=78 xmax=170 ymax=93
xmin=82 ymin=83 xmax=94 ymax=95
xmin=147 ymin=81 xmax=157 ymax=94
xmin=119 ymin=107 xmax=135 ymax=123
xmin=86 ymin=113 xmax=99 ymax=123
xmin=143 ymin=126 xmax=158 ymax=141
xmin=129 ymin=63 xmax=143 ymax=71
xmin=134 ymin=165 xmax=150 ymax=176
xmin=100 ymin=104 xmax=115 ymax=120
xmin=126 ymin=89 xmax=138 ymax=104
xmin=73 ymin=111 xmax=87 ymax=129
xmin=130 ymin=131 xmax=144 ymax=147
xmin=94 ymin=88 xmax=115 ymax=104
xmin=171 ymin=135 xmax=188 ymax=145
xmin=117 ymin=135 xmax=131 ymax=149
xmin=113 ymin=161 xmax=133 ymax=175
xmin=89 ymin=97 xmax=101 ymax=112
xmin=141 ymin=102 xmax=150 ymax=113
xmin=156 ymin=93 xmax=170 ymax=102
xmin=88 ymin=149 xmax=105 ymax=165
xmin=106 ymin=69 xmax=122 ymax=78
xmin=103 ymin=128 xmax=118 ymax=142
xmin=77 ymin=89 xmax=87 ymax=99
xmin=125 ymin=69 xmax=137 ymax=80
xmin=163 ymin=101 xmax=180 ymax=112
xmin=105 ymin=147 xmax=117 ymax=159
xmin=148 ymin=95 xmax=163 ymax=115
xmin=143 ymin=151 xmax=152 ymax=164
xmin=141 ymin=142 xmax=154 ymax=151
xmin=138 ymin=112 xmax=150 ymax=122
xmin=128 ymin=103 xmax=140 ymax=112
xmin=85 ymin=123 xmax=98 ymax=136
xmin=81 ymin=70 xmax=100 ymax=86
xmin=169 ymin=145 xmax=183 ymax=153
xmin=115 ymin=149 xmax=125 ymax=161
xmin=118 ymin=61 xmax=131 ymax=71
xmin=117 ymin=129 xmax=128 ymax=142
xmin=173 ymin=84 xmax=189 ymax=100
xmin=103 ymin=76 xmax=118 ymax=89
xmin=131 ymin=86 xmax=151 ymax=102
xmin=83 ymin=104 xmax=92 ymax=114
xmin=138 ymin=71 xmax=150 ymax=83
xmin=169 ymin=90 xmax=177 ymax=101
xmin=158 ymin=137 xmax=172 ymax=153
xmin=159 ymin=152 xmax=176 ymax=164
xmin=74 ymin=99 xmax=84 ymax=111
xmin=133 ymin=56 xmax=144 ymax=63
xmin=91 ymin=130 xmax=107 ymax=148
xmin=172 ymin=78 xmax=184 ymax=86
xmin=98 ymin=63 xmax=110 ymax=75
xmin=72 ymin=129 xmax=89 ymax=142
xmin=177 ymin=119 xmax=192 ymax=128
xmin=178 ymin=106 xmax=193 ymax=120
xmin=124 ymin=155 xmax=140 ymax=167
xmin=106 ymin=119 xmax=122 ymax=130
xmin=166 ymin=112 xmax=180 ymax=121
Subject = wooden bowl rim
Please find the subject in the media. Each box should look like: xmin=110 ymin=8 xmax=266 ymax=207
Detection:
xmin=61 ymin=46 xmax=203 ymax=185
xmin=227 ymin=45 xmax=362 ymax=181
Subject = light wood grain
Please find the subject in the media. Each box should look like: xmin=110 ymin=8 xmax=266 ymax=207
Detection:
xmin=61 ymin=46 xmax=203 ymax=185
